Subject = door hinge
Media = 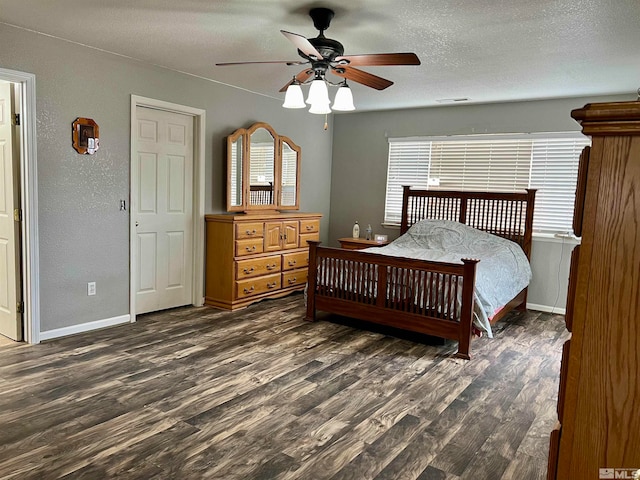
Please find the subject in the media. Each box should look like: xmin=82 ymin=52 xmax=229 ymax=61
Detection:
xmin=13 ymin=113 xmax=20 ymax=126
xmin=14 ymin=209 xmax=22 ymax=222
xmin=16 ymin=302 xmax=24 ymax=314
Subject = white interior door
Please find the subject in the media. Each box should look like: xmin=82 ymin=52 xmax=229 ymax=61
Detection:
xmin=0 ymin=80 xmax=21 ymax=340
xmin=134 ymin=107 xmax=194 ymax=314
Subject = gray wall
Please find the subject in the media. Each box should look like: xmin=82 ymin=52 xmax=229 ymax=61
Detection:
xmin=330 ymin=94 xmax=631 ymax=310
xmin=0 ymin=24 xmax=333 ymax=332
xmin=2 ymin=20 xmax=631 ymax=332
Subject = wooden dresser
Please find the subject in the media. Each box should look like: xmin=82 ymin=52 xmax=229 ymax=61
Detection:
xmin=205 ymin=212 xmax=321 ymax=310
xmin=547 ymin=101 xmax=640 ymax=479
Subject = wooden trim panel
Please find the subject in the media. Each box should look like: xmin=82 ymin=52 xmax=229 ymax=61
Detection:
xmin=572 ymin=147 xmax=590 ymax=237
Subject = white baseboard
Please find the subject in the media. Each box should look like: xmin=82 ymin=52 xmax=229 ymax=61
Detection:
xmin=39 ymin=314 xmax=131 ymax=341
xmin=526 ymin=303 xmax=566 ymax=315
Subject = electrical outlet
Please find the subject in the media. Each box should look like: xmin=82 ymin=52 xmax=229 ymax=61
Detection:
xmin=87 ymin=282 xmax=96 ymax=296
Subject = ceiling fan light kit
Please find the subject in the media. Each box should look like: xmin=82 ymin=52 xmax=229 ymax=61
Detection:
xmin=282 ymin=76 xmax=354 ymax=113
xmin=217 ymin=7 xmax=420 ymax=116
xmin=282 ymin=83 xmax=305 ymax=109
xmin=332 ymin=83 xmax=355 ymax=111
xmin=307 ymin=77 xmax=331 ymax=106
xmin=308 ymin=99 xmax=332 ymax=115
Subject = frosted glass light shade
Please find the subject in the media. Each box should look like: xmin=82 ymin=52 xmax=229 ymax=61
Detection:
xmin=306 ymin=79 xmax=330 ymax=105
xmin=332 ymin=85 xmax=355 ymax=111
xmin=308 ymin=101 xmax=332 ymax=115
xmin=282 ymin=84 xmax=305 ymax=109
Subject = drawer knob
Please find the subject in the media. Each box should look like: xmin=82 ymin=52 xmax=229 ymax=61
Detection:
xmin=245 ymin=245 xmax=256 ymax=252
xmin=288 ymin=277 xmax=297 ymax=285
xmin=306 ymin=225 xmax=313 ymax=230
xmin=266 ymin=264 xmax=276 ymax=270
xmin=288 ymin=260 xmax=297 ymax=266
xmin=246 ymin=229 xmax=256 ymax=235
xmin=267 ymin=282 xmax=277 ymax=289
xmin=243 ymin=286 xmax=255 ymax=294
xmin=243 ymin=267 xmax=254 ymax=274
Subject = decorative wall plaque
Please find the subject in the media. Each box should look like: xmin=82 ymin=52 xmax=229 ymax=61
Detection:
xmin=72 ymin=117 xmax=99 ymax=154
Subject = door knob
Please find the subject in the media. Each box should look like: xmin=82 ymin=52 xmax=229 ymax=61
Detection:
xmin=135 ymin=221 xmax=139 ymax=227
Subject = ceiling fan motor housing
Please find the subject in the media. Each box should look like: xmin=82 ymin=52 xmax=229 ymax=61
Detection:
xmin=309 ymin=7 xmax=334 ymax=33
xmin=307 ymin=36 xmax=344 ymax=61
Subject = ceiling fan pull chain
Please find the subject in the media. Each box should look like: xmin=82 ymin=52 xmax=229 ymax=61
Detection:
xmin=324 ymin=114 xmax=328 ymax=131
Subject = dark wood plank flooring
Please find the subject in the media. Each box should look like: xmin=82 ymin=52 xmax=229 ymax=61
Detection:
xmin=0 ymin=293 xmax=567 ymax=479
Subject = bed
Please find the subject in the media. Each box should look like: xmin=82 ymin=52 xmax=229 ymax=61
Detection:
xmin=305 ymin=187 xmax=536 ymax=359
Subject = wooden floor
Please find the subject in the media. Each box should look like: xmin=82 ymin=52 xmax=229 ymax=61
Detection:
xmin=0 ymin=293 xmax=567 ymax=480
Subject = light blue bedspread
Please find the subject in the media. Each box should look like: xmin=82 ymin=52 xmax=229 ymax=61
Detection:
xmin=362 ymin=219 xmax=532 ymax=337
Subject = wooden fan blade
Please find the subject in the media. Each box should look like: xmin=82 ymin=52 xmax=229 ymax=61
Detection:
xmin=216 ymin=60 xmax=307 ymax=66
xmin=278 ymin=69 xmax=314 ymax=93
xmin=333 ymin=66 xmax=394 ymax=90
xmin=281 ymin=30 xmax=324 ymax=60
xmin=334 ymin=53 xmax=421 ymax=67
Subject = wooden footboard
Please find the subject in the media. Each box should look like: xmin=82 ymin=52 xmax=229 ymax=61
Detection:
xmin=305 ymin=241 xmax=479 ymax=359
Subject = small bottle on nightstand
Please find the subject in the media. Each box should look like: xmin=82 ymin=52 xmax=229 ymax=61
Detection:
xmin=352 ymin=221 xmax=360 ymax=238
xmin=366 ymin=224 xmax=372 ymax=240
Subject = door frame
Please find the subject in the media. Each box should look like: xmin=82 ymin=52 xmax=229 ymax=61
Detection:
xmin=0 ymin=68 xmax=40 ymax=344
xmin=129 ymin=95 xmax=205 ymax=320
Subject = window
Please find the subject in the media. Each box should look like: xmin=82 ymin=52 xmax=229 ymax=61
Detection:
xmin=384 ymin=133 xmax=590 ymax=234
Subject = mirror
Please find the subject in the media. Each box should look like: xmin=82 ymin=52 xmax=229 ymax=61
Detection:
xmin=72 ymin=117 xmax=100 ymax=155
xmin=227 ymin=128 xmax=244 ymax=208
xmin=248 ymin=125 xmax=276 ymax=207
xmin=226 ymin=122 xmax=301 ymax=213
xmin=280 ymin=137 xmax=300 ymax=208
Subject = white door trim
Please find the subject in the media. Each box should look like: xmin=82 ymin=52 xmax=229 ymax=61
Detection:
xmin=130 ymin=95 xmax=205 ymax=321
xmin=0 ymin=68 xmax=40 ymax=344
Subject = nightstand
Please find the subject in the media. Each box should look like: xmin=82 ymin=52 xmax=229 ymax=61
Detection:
xmin=338 ymin=237 xmax=390 ymax=250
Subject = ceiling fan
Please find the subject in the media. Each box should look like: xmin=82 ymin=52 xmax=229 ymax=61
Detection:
xmin=216 ymin=7 xmax=421 ymax=94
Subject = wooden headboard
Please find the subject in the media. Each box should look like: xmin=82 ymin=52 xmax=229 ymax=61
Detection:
xmin=400 ymin=187 xmax=537 ymax=259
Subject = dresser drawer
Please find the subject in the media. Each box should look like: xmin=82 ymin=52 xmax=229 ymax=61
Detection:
xmin=299 ymin=232 xmax=320 ymax=246
xmin=565 ymin=246 xmax=579 ymax=333
xmin=236 ymin=255 xmax=280 ymax=280
xmin=236 ymin=273 xmax=281 ymax=299
xmin=236 ymin=222 xmax=264 ymax=240
xmin=235 ymin=238 xmax=264 ymax=257
xmin=300 ymin=219 xmax=320 ymax=234
xmin=282 ymin=251 xmax=309 ymax=271
xmin=282 ymin=269 xmax=308 ymax=288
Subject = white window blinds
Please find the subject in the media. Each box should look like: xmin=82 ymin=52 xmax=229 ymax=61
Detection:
xmin=429 ymin=139 xmax=532 ymax=192
xmin=385 ymin=133 xmax=591 ymax=233
xmin=384 ymin=141 xmax=431 ymax=224
xmin=529 ymin=138 xmax=588 ymax=233
xmin=249 ymin=144 xmax=275 ymax=184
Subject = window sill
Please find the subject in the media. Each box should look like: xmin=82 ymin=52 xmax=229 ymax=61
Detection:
xmin=533 ymin=232 xmax=581 ymax=245
xmin=381 ymin=222 xmax=401 ymax=230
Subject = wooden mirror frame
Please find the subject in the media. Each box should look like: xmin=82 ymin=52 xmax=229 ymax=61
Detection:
xmin=279 ymin=136 xmax=301 ymax=209
xmin=246 ymin=123 xmax=277 ymax=211
xmin=226 ymin=127 xmax=245 ymax=210
xmin=226 ymin=122 xmax=301 ymax=213
xmin=72 ymin=117 xmax=100 ymax=154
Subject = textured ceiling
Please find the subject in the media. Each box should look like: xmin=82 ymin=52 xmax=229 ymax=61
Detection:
xmin=1 ymin=0 xmax=639 ymax=112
